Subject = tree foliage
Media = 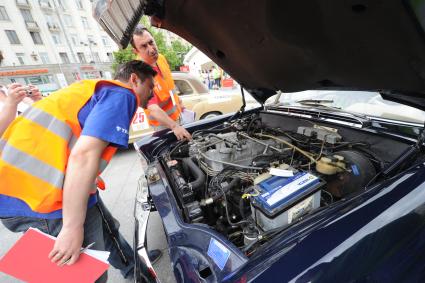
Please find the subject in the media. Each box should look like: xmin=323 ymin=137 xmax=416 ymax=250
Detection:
xmin=112 ymin=47 xmax=135 ymax=72
xmin=112 ymin=16 xmax=191 ymax=73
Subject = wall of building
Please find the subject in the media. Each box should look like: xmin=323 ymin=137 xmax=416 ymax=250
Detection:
xmin=0 ymin=0 xmax=118 ymax=94
xmin=0 ymin=0 xmax=118 ymax=67
xmin=0 ymin=62 xmax=114 ymax=95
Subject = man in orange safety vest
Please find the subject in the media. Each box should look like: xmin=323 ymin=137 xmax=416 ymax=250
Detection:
xmin=131 ymin=24 xmax=192 ymax=141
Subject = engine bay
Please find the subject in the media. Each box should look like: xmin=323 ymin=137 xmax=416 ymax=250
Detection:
xmin=160 ymin=113 xmax=412 ymax=256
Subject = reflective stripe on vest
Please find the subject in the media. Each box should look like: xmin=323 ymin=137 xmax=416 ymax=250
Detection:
xmin=0 ymin=79 xmax=138 ymax=213
xmin=22 ymin=107 xmax=72 ymax=141
xmin=0 ymin=141 xmax=64 ymax=189
xmin=147 ymin=105 xmax=178 ymax=121
xmin=0 ymin=138 xmax=5 ymax=153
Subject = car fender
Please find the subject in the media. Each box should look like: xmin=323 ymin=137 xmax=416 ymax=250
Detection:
xmin=192 ymin=95 xmax=242 ymax=119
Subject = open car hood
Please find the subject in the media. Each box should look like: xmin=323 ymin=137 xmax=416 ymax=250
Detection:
xmin=94 ymin=0 xmax=425 ymax=109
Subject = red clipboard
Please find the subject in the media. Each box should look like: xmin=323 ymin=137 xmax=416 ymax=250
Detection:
xmin=0 ymin=228 xmax=109 ymax=283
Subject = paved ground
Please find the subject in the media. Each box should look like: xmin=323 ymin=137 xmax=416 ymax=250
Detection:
xmin=0 ymin=149 xmax=175 ymax=283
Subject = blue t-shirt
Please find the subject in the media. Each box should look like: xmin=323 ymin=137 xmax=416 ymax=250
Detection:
xmin=0 ymin=84 xmax=137 ymax=219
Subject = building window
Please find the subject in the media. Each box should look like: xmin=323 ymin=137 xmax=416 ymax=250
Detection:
xmin=5 ymin=30 xmax=21 ymax=44
xmin=39 ymin=52 xmax=50 ymax=64
xmin=102 ymin=36 xmax=110 ymax=46
xmin=51 ymin=33 xmax=62 ymax=44
xmin=39 ymin=0 xmax=52 ymax=8
xmin=0 ymin=6 xmax=10 ymax=21
xmin=63 ymin=15 xmax=73 ymax=27
xmin=20 ymin=9 xmax=35 ymax=22
xmin=77 ymin=52 xmax=86 ymax=63
xmin=30 ymin=32 xmax=43 ymax=45
xmin=45 ymin=14 xmax=59 ymax=29
xmin=81 ymin=17 xmax=89 ymax=29
xmin=16 ymin=0 xmax=29 ymax=6
xmin=59 ymin=52 xmax=70 ymax=63
xmin=106 ymin=52 xmax=113 ymax=62
xmin=16 ymin=53 xmax=25 ymax=65
xmin=26 ymin=76 xmax=44 ymax=85
xmin=75 ymin=0 xmax=83 ymax=9
xmin=93 ymin=52 xmax=101 ymax=62
xmin=57 ymin=0 xmax=67 ymax=10
xmin=70 ymin=34 xmax=78 ymax=46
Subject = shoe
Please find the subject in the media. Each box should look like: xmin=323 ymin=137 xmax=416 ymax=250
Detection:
xmin=147 ymin=249 xmax=162 ymax=265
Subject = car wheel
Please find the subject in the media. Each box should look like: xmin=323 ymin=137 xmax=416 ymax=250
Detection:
xmin=200 ymin=111 xmax=222 ymax=120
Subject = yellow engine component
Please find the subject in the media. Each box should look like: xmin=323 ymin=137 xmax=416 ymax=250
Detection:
xmin=316 ymin=156 xmax=346 ymax=175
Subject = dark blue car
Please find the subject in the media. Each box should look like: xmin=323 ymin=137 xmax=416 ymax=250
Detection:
xmin=94 ymin=0 xmax=425 ymax=282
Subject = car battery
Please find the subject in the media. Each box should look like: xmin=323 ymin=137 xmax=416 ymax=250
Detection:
xmin=250 ymin=172 xmax=324 ymax=231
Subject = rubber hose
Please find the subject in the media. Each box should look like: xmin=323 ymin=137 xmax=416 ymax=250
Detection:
xmin=182 ymin=157 xmax=206 ymax=191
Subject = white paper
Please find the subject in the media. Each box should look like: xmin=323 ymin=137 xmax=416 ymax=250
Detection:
xmin=180 ymin=109 xmax=196 ymax=124
xmin=28 ymin=228 xmax=110 ymax=264
xmin=269 ymin=168 xmax=294 ymax=177
xmin=84 ymin=249 xmax=110 ymax=264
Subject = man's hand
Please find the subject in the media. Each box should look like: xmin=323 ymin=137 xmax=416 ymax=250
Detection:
xmin=172 ymin=124 xmax=192 ymax=140
xmin=5 ymin=83 xmax=26 ymax=106
xmin=48 ymin=226 xmax=84 ymax=266
xmin=27 ymin=84 xmax=43 ymax=102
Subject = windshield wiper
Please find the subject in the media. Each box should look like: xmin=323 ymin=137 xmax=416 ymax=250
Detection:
xmin=297 ymin=99 xmax=334 ymax=105
xmin=295 ymin=99 xmax=370 ymax=121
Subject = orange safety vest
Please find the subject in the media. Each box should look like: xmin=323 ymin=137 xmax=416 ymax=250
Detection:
xmin=0 ymin=79 xmax=139 ymax=213
xmin=137 ymin=54 xmax=181 ymax=126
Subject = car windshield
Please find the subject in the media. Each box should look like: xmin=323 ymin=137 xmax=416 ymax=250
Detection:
xmin=266 ymin=90 xmax=425 ymax=124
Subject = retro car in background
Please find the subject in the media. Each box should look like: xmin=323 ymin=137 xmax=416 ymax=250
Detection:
xmin=95 ymin=0 xmax=425 ymax=282
xmin=129 ymin=72 xmax=244 ymax=143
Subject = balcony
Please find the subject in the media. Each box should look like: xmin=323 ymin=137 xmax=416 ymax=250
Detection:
xmin=47 ymin=22 xmax=60 ymax=32
xmin=39 ymin=0 xmax=53 ymax=11
xmin=16 ymin=0 xmax=31 ymax=8
xmin=25 ymin=21 xmax=40 ymax=31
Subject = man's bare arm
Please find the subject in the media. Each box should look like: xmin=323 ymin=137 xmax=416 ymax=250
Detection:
xmin=148 ymin=104 xmax=191 ymax=140
xmin=48 ymin=135 xmax=108 ymax=265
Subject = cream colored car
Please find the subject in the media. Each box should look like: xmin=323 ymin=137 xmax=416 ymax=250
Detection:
xmin=129 ymin=72 xmax=243 ymax=143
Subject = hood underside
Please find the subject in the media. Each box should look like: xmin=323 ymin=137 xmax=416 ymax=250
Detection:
xmin=95 ymin=0 xmax=425 ymax=108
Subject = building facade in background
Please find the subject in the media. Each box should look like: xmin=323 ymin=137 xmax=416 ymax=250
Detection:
xmin=0 ymin=0 xmax=118 ymax=95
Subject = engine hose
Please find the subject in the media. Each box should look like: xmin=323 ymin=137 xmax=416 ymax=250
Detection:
xmin=239 ymin=197 xmax=247 ymax=219
xmin=210 ymin=177 xmax=241 ymax=202
xmin=200 ymin=177 xmax=241 ymax=206
xmin=182 ymin=157 xmax=206 ymax=192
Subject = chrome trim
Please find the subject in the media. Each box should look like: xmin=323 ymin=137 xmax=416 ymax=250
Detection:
xmin=134 ymin=175 xmax=160 ymax=282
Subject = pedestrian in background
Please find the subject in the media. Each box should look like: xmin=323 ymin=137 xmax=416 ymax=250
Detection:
xmin=201 ymin=70 xmax=209 ymax=87
xmin=208 ymin=69 xmax=214 ymax=89
xmin=212 ymin=66 xmax=221 ymax=90
xmin=0 ymin=83 xmax=42 ymax=136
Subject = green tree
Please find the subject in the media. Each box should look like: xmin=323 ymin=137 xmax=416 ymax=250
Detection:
xmin=111 ymin=47 xmax=135 ymax=72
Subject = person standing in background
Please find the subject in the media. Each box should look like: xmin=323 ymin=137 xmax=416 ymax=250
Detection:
xmin=0 ymin=83 xmax=42 ymax=136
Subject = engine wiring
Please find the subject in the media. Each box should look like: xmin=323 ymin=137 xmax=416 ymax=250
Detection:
xmin=163 ymin=114 xmax=398 ymax=256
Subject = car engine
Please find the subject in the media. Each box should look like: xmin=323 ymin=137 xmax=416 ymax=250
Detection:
xmin=163 ymin=114 xmax=382 ymax=255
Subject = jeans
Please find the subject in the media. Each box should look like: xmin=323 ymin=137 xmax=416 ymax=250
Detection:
xmin=0 ymin=205 xmax=108 ymax=283
xmin=96 ymin=196 xmax=135 ymax=279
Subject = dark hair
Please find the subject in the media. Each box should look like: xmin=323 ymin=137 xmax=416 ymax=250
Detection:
xmin=114 ymin=60 xmax=157 ymax=81
xmin=130 ymin=24 xmax=151 ymax=48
